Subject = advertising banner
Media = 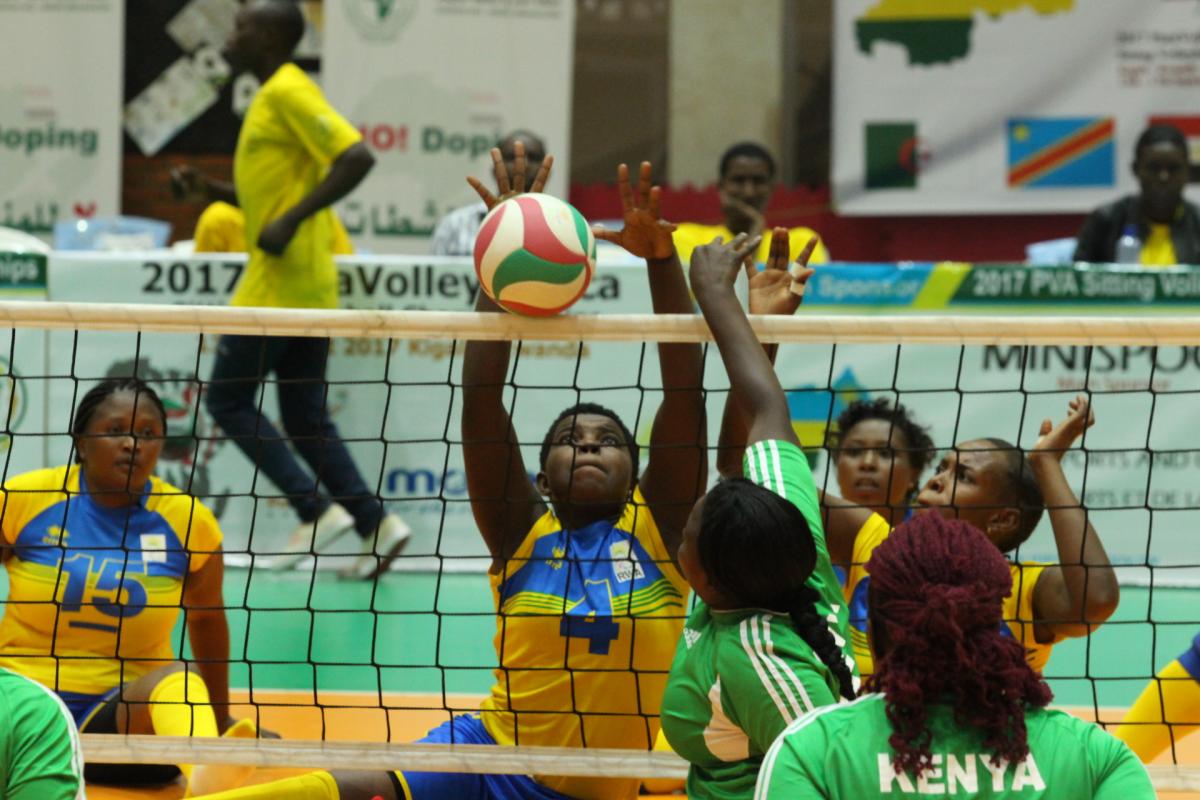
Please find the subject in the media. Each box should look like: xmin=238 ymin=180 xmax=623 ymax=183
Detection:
xmin=46 ymin=255 xmax=1200 ymax=584
xmin=833 ymin=0 xmax=1200 ymax=214
xmin=322 ymin=0 xmax=576 ymax=254
xmin=0 ymin=0 xmax=123 ymax=238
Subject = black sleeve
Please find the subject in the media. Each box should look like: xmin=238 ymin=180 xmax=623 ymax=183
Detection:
xmin=1073 ymin=208 xmax=1112 ymax=263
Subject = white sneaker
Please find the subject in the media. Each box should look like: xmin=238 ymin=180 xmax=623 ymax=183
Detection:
xmin=339 ymin=513 xmax=412 ymax=580
xmin=264 ymin=503 xmax=355 ymax=570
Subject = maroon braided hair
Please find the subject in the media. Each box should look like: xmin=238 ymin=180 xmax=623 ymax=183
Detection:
xmin=865 ymin=513 xmax=1052 ymax=777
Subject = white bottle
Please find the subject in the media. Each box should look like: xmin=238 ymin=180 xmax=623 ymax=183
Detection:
xmin=1115 ymin=224 xmax=1142 ymax=264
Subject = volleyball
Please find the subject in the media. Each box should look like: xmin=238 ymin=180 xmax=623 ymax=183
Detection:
xmin=473 ymin=193 xmax=597 ymax=316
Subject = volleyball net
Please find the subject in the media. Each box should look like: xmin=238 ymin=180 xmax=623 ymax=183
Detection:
xmin=0 ymin=301 xmax=1198 ymax=791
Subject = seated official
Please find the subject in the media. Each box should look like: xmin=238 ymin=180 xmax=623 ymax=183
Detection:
xmin=1074 ymin=123 xmax=1200 ymax=265
xmin=672 ymin=142 xmax=829 ymax=265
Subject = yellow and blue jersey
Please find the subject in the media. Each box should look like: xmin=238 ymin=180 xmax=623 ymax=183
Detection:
xmin=843 ymin=513 xmax=1058 ymax=676
xmin=479 ymin=487 xmax=688 ymax=800
xmin=0 ymin=465 xmax=222 ymax=696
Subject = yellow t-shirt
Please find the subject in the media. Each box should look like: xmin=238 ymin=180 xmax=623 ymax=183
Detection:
xmin=672 ymin=223 xmax=830 ymax=266
xmin=231 ymin=63 xmax=362 ymax=309
xmin=194 ymin=200 xmax=353 ymax=256
xmin=1141 ymin=223 xmax=1177 ymax=266
xmin=843 ymin=513 xmax=1058 ymax=676
xmin=0 ymin=465 xmax=222 ymax=695
xmin=480 ymin=488 xmax=688 ymax=800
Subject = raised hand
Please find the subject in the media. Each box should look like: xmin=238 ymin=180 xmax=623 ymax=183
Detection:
xmin=688 ymin=232 xmax=762 ymax=297
xmin=467 ymin=140 xmax=554 ymax=210
xmin=592 ymin=162 xmax=676 ymax=261
xmin=747 ymin=227 xmax=819 ymax=316
xmin=1032 ymin=394 xmax=1095 ymax=463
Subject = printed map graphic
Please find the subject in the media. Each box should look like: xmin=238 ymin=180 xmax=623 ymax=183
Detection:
xmin=857 ymin=0 xmax=1076 ymax=65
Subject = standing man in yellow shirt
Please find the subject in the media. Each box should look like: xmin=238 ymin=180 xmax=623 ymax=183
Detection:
xmin=192 ymin=0 xmax=409 ymax=579
xmin=672 ymin=142 xmax=830 ymax=266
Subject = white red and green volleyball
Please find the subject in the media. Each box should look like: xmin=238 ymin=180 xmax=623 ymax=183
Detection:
xmin=473 ymin=193 xmax=596 ymax=317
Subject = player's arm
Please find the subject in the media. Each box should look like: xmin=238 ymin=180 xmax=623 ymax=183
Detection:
xmin=171 ymin=165 xmax=238 ymax=206
xmin=1030 ymin=395 xmax=1120 ymax=641
xmin=462 ymin=144 xmax=552 ymax=562
xmin=708 ymin=230 xmax=865 ymax=564
xmin=258 ymin=142 xmax=375 ymax=255
xmin=594 ymin=162 xmax=706 ymax=556
xmin=6 ymin=686 xmax=84 ymax=800
xmin=182 ymin=546 xmax=232 ymax=733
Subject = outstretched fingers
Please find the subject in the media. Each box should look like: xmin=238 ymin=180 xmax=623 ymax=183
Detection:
xmin=467 ymin=175 xmax=498 ymax=209
xmin=490 ymin=147 xmax=510 ymax=196
xmin=530 ymin=154 xmax=554 ymax=193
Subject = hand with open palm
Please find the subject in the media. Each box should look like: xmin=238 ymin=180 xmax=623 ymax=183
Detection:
xmin=592 ymin=162 xmax=676 ymax=261
xmin=746 ymin=227 xmax=819 ymax=316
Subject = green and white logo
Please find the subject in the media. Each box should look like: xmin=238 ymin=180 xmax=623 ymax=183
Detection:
xmin=345 ymin=0 xmax=416 ymax=42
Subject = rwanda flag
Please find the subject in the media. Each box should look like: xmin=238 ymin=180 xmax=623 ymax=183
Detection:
xmin=865 ymin=122 xmax=918 ymax=189
xmin=1007 ymin=117 xmax=1115 ymax=188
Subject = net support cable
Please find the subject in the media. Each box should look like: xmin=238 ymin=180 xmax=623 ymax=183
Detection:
xmin=0 ymin=299 xmax=1196 ymax=344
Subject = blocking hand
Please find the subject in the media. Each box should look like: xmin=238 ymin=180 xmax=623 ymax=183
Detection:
xmin=592 ymin=161 xmax=676 ymax=261
xmin=467 ymin=140 xmax=554 ymax=211
xmin=747 ymin=227 xmax=818 ymax=316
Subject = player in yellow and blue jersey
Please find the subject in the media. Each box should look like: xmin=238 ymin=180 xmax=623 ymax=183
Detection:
xmin=0 ymin=377 xmax=254 ymax=795
xmin=189 ymin=153 xmax=706 ymax=800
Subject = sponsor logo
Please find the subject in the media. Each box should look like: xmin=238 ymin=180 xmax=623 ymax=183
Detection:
xmin=610 ymin=540 xmax=644 ymax=583
xmin=786 ymin=367 xmax=871 ymax=450
xmin=1007 ymin=117 xmax=1115 ymax=188
xmin=344 ymin=0 xmax=416 ymax=42
xmin=140 ymin=533 xmax=167 ymax=563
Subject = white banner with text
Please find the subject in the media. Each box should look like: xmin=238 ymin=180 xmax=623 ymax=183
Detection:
xmin=322 ymin=0 xmax=575 ymax=254
xmin=834 ymin=0 xmax=1200 ymax=214
xmin=0 ymin=0 xmax=123 ymax=238
xmin=41 ymin=253 xmax=1200 ymax=584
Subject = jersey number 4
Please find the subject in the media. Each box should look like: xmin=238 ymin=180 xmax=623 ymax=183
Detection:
xmin=559 ymin=615 xmax=621 ymax=655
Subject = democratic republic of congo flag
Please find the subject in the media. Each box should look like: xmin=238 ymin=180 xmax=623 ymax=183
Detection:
xmin=1007 ymin=117 xmax=1115 ymax=189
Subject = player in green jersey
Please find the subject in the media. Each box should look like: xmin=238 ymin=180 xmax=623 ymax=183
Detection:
xmin=755 ymin=515 xmax=1153 ymax=799
xmin=659 ymin=231 xmax=857 ymax=800
xmin=0 ymin=666 xmax=85 ymax=800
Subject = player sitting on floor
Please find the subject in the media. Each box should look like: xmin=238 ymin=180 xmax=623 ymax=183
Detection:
xmin=0 ymin=378 xmax=255 ymax=796
xmin=715 ymin=262 xmax=1120 ymax=678
xmin=658 ymin=231 xmax=856 ymax=800
xmin=756 ymin=515 xmax=1154 ymax=799
xmin=190 ymin=149 xmax=707 ymax=800
xmin=1114 ymin=634 xmax=1200 ymax=762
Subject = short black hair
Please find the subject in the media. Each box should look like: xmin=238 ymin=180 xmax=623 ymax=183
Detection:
xmin=981 ymin=437 xmax=1045 ymax=551
xmin=71 ymin=378 xmax=167 ymax=463
xmin=540 ymin=402 xmax=639 ymax=475
xmin=498 ymin=130 xmax=546 ymax=158
xmin=255 ymin=0 xmax=306 ymax=55
xmin=718 ymin=142 xmax=777 ymax=180
xmin=698 ymin=478 xmax=856 ymax=701
xmin=832 ymin=398 xmax=935 ymax=477
xmin=1135 ymin=124 xmax=1189 ymax=165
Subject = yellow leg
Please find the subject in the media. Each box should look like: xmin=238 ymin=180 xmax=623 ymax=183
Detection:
xmin=1114 ymin=659 xmax=1200 ymax=762
xmin=188 ymin=770 xmax=340 ymax=799
xmin=146 ymin=669 xmax=219 ymax=786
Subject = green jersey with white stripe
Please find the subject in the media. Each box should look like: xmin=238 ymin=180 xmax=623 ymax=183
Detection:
xmin=660 ymin=439 xmax=857 ymax=800
xmin=755 ymin=695 xmax=1155 ymax=800
xmin=0 ymin=667 xmax=85 ymax=800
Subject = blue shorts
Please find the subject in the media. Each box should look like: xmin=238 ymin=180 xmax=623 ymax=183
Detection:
xmin=1178 ymin=632 xmax=1200 ymax=680
xmin=57 ymin=687 xmax=121 ymax=729
xmin=393 ymin=714 xmax=576 ymax=800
